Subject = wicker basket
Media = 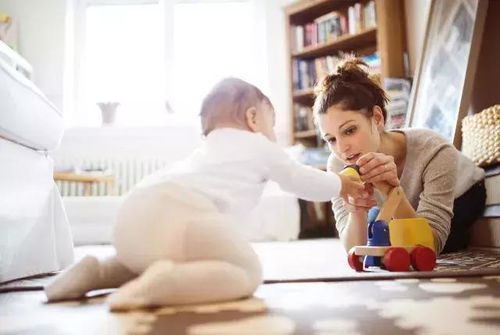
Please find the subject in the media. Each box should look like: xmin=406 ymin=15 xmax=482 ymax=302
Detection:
xmin=461 ymin=104 xmax=500 ymax=167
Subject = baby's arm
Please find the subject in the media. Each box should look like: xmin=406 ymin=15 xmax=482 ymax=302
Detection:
xmin=263 ymin=143 xmax=363 ymax=201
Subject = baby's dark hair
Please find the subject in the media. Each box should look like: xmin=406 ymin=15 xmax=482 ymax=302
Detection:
xmin=200 ymin=77 xmax=271 ymax=136
xmin=313 ymin=55 xmax=389 ymax=123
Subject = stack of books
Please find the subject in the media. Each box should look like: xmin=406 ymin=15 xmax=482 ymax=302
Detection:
xmin=290 ymin=0 xmax=376 ymax=53
xmin=294 ymin=104 xmax=314 ymax=132
xmin=384 ymin=78 xmax=411 ymax=129
xmin=471 ymin=165 xmax=500 ymax=248
xmin=293 ymin=52 xmax=380 ymax=92
xmin=292 ymin=55 xmax=343 ymax=91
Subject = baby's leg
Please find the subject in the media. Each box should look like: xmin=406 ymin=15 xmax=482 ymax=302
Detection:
xmin=45 ymin=255 xmax=136 ymax=302
xmin=108 ymin=259 xmax=255 ymax=310
xmin=108 ymin=217 xmax=262 ymax=310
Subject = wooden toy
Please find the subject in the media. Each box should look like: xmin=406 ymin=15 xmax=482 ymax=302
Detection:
xmin=340 ymin=164 xmax=437 ymax=272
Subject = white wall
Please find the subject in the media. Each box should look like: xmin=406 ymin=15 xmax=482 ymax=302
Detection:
xmin=258 ymin=0 xmax=295 ymax=146
xmin=0 ymin=0 xmax=66 ymax=112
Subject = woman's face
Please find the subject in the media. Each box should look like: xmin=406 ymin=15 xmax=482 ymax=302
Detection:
xmin=317 ymin=104 xmax=384 ymax=165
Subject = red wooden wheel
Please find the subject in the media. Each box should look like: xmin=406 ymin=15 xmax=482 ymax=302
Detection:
xmin=348 ymin=248 xmax=364 ymax=272
xmin=411 ymin=246 xmax=436 ymax=271
xmin=383 ymin=247 xmax=410 ymax=272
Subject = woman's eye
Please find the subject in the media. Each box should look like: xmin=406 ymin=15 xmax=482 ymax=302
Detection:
xmin=344 ymin=126 xmax=356 ymax=135
xmin=327 ymin=138 xmax=336 ymax=144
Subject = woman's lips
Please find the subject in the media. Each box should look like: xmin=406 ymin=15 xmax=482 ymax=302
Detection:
xmin=345 ymin=153 xmax=360 ymax=164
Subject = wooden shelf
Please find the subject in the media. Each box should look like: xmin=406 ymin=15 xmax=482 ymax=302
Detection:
xmin=292 ymin=28 xmax=377 ymax=59
xmin=293 ymin=88 xmax=315 ymax=99
xmin=294 ymin=129 xmax=318 ymax=139
xmin=285 ymin=0 xmax=357 ymax=24
xmin=54 ymin=172 xmax=114 ymax=183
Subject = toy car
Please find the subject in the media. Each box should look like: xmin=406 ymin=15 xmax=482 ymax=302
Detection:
xmin=340 ymin=165 xmax=437 ymax=272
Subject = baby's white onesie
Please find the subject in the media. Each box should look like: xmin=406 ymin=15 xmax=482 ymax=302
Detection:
xmin=46 ymin=128 xmax=342 ymax=309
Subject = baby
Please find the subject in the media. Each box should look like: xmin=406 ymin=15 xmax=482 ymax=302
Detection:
xmin=45 ymin=78 xmax=364 ymax=310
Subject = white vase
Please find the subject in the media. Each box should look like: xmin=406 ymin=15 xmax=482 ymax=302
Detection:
xmin=97 ymin=102 xmax=119 ymax=126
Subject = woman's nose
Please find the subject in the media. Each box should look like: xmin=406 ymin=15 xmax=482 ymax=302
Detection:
xmin=337 ymin=139 xmax=350 ymax=154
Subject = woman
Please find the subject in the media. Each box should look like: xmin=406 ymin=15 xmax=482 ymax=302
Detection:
xmin=314 ymin=56 xmax=486 ymax=254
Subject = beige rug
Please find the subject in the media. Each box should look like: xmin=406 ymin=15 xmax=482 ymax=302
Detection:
xmin=2 ymin=239 xmax=500 ymax=293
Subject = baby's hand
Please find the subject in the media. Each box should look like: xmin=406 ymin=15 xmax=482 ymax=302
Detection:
xmin=338 ymin=173 xmax=368 ymax=201
xmin=342 ymin=181 xmax=377 ymax=213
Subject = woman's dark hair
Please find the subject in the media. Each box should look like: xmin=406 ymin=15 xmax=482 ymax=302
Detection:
xmin=313 ymin=55 xmax=389 ymax=123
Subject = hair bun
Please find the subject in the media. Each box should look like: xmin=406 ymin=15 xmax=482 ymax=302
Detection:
xmin=315 ymin=73 xmax=338 ymax=95
xmin=336 ymin=56 xmax=369 ymax=81
xmin=314 ymin=55 xmax=373 ymax=97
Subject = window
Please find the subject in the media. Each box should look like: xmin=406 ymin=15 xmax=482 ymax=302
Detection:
xmin=75 ymin=2 xmax=166 ymax=126
xmin=71 ymin=0 xmax=267 ymax=127
xmin=171 ymin=1 xmax=259 ymax=119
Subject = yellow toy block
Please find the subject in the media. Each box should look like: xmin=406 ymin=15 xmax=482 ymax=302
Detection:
xmin=0 ymin=13 xmax=9 ymax=23
xmin=339 ymin=165 xmax=362 ymax=182
xmin=389 ymin=217 xmax=435 ymax=252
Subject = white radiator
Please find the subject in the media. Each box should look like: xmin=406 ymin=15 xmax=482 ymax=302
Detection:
xmin=55 ymin=157 xmax=169 ymax=196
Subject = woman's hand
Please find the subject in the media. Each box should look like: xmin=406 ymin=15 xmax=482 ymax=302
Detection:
xmin=342 ymin=183 xmax=377 ymax=213
xmin=356 ymin=152 xmax=400 ymax=187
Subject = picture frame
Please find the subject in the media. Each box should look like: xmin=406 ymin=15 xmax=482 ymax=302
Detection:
xmin=406 ymin=0 xmax=488 ymax=148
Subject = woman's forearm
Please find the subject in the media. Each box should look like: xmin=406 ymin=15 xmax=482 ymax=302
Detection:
xmin=340 ymin=211 xmax=368 ymax=252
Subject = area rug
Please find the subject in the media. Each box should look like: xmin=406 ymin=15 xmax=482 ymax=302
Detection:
xmin=254 ymin=239 xmax=500 ymax=283
xmin=2 ymin=239 xmax=500 ymax=293
xmin=1 ymin=275 xmax=500 ymax=334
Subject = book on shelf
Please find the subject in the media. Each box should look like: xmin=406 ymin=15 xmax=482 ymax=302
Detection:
xmin=291 ymin=0 xmax=376 ymax=53
xmin=463 ymin=165 xmax=500 ymax=248
xmin=362 ymin=52 xmax=381 ymax=73
xmin=314 ymin=11 xmax=344 ymax=45
xmin=363 ymin=1 xmax=376 ymax=29
xmin=292 ymin=55 xmax=341 ymax=91
xmin=347 ymin=5 xmax=357 ymax=35
xmin=485 ymin=165 xmax=500 ymax=206
xmin=292 ymin=52 xmax=380 ymax=92
xmin=294 ymin=104 xmax=314 ymax=132
xmin=383 ymin=77 xmax=412 ymax=129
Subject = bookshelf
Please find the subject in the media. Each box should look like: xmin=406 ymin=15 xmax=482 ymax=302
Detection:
xmin=285 ymin=0 xmax=407 ymax=147
xmin=284 ymin=0 xmax=407 ymax=237
xmin=292 ymin=27 xmax=377 ymax=59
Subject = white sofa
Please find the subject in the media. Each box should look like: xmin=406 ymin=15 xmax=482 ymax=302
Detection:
xmin=0 ymin=41 xmax=73 ymax=283
xmin=63 ymin=182 xmax=300 ymax=245
xmin=53 ymin=127 xmax=301 ymax=245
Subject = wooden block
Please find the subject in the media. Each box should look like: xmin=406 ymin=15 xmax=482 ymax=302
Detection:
xmin=376 ymin=186 xmax=404 ymax=222
xmin=354 ymin=246 xmax=389 ymax=256
xmin=354 ymin=245 xmax=415 ymax=257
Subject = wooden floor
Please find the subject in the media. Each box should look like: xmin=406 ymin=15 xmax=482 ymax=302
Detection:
xmin=1 ymin=239 xmax=500 ymax=334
